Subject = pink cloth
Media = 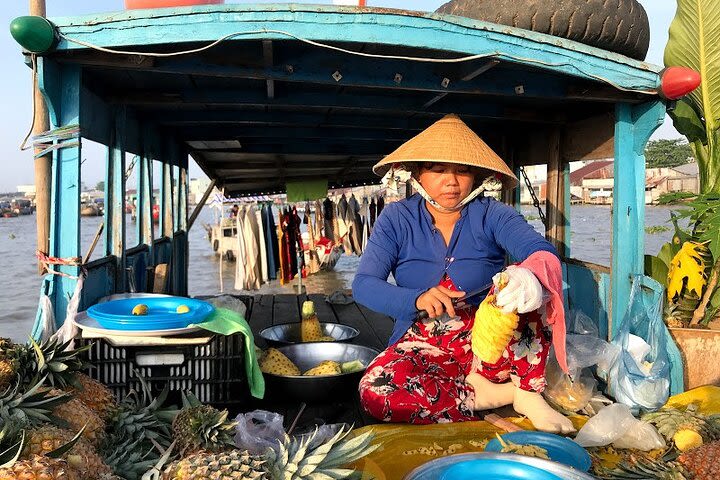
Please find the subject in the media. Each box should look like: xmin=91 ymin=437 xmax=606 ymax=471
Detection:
xmin=520 ymin=251 xmax=568 ymax=373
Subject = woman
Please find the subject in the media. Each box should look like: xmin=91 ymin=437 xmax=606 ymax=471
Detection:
xmin=353 ymin=114 xmax=574 ymax=433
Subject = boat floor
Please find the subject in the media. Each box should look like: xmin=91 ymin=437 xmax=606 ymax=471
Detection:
xmin=234 ymin=293 xmax=393 ymax=432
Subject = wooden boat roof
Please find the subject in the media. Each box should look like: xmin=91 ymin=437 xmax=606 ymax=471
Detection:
xmin=45 ymin=4 xmax=664 ymax=196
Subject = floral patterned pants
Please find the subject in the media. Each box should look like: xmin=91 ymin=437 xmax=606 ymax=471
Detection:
xmin=359 ymin=276 xmax=552 ymax=424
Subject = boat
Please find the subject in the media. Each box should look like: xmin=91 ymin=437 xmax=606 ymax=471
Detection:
xmin=10 ymin=3 xmax=702 ymax=475
xmin=80 ymin=201 xmax=102 ymax=217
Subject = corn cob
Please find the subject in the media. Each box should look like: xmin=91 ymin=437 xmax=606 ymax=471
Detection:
xmin=471 ymin=273 xmax=519 ymax=364
xmin=301 ymin=301 xmax=324 ymax=342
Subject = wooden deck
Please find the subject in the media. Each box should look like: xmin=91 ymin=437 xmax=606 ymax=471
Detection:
xmin=239 ymin=293 xmax=394 ymax=433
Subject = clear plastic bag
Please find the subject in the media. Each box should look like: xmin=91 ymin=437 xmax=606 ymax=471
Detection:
xmin=207 ymin=295 xmax=248 ymax=317
xmin=609 ymin=279 xmax=671 ymax=412
xmin=543 ymin=310 xmax=619 ymax=413
xmin=234 ymin=410 xmax=285 ymax=455
xmin=574 ymin=403 xmax=665 ymax=451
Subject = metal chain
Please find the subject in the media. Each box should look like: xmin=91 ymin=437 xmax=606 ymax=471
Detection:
xmin=519 ymin=166 xmax=546 ymax=227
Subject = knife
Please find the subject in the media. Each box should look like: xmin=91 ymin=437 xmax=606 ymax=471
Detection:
xmin=415 ymin=281 xmax=494 ymax=322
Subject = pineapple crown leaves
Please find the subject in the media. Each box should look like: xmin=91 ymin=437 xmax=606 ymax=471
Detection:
xmin=102 ymin=437 xmax=161 ymax=480
xmin=23 ymin=337 xmax=92 ymax=389
xmin=45 ymin=425 xmax=87 ymax=459
xmin=0 ymin=375 xmax=71 ymax=426
xmin=0 ymin=430 xmax=24 ymax=469
xmin=263 ymin=425 xmax=378 ymax=480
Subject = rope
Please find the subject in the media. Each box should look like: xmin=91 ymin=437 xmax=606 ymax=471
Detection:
xmin=36 ymin=250 xmax=82 ymax=279
xmin=57 ymin=29 xmax=656 ymax=95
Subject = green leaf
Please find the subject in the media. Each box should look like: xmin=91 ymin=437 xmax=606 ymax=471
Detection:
xmin=46 ymin=425 xmax=86 ymax=459
xmin=645 ymin=254 xmax=670 ymax=286
xmin=658 ymin=242 xmax=680 ymax=268
xmin=670 ymin=99 xmax=708 ymax=144
xmin=664 ymin=0 xmax=720 ymax=132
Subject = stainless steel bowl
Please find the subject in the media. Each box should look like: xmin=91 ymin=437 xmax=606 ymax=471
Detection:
xmin=404 ymin=452 xmax=597 ymax=480
xmin=259 ymin=322 xmax=359 ymax=347
xmin=262 ymin=343 xmax=380 ymax=403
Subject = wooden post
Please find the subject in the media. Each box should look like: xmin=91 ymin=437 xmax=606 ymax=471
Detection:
xmin=545 ymin=128 xmax=567 ymax=256
xmin=610 ymin=101 xmax=665 ymax=337
xmin=31 ymin=0 xmax=50 ymax=273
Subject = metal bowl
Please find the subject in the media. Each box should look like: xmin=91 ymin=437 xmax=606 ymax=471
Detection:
xmin=259 ymin=322 xmax=359 ymax=347
xmin=404 ymin=453 xmax=597 ymax=480
xmin=262 ymin=343 xmax=380 ymax=403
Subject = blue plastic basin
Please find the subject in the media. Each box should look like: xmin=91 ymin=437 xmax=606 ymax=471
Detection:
xmin=440 ymin=458 xmax=563 ymax=480
xmin=87 ymin=297 xmax=214 ymax=331
xmin=484 ymin=431 xmax=592 ymax=472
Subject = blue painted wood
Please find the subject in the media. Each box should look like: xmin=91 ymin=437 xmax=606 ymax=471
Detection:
xmin=50 ymin=5 xmax=661 ymax=92
xmin=36 ymin=62 xmax=82 ymax=330
xmin=104 ymin=109 xmax=127 ymax=292
xmin=80 ymin=257 xmax=117 ymax=310
xmin=611 ymin=101 xmax=665 ymax=338
xmin=564 ymin=262 xmax=611 ymax=341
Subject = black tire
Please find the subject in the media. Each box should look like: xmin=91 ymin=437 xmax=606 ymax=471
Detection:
xmin=213 ymin=239 xmax=219 ymax=252
xmin=435 ymin=0 xmax=650 ymax=60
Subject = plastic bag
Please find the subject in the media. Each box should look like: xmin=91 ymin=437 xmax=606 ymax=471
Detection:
xmin=234 ymin=410 xmax=285 ymax=455
xmin=543 ymin=310 xmax=619 ymax=413
xmin=207 ymin=295 xmax=248 ymax=317
xmin=574 ymin=403 xmax=665 ymax=451
xmin=609 ymin=278 xmax=671 ymax=412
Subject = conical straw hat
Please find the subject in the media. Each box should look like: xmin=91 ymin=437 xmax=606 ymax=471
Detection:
xmin=373 ymin=114 xmax=518 ymax=189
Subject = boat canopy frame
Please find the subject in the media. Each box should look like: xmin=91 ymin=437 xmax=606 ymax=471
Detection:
xmin=27 ymin=4 xmax=678 ymax=391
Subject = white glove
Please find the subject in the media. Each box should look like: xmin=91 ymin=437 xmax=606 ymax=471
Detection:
xmin=493 ymin=265 xmax=543 ymax=314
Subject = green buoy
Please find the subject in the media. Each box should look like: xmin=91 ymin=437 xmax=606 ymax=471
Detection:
xmin=10 ymin=16 xmax=56 ymax=53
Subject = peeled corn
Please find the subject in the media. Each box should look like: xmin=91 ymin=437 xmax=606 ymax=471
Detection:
xmin=301 ymin=301 xmax=324 ymax=342
xmin=471 ymin=279 xmax=519 ymax=364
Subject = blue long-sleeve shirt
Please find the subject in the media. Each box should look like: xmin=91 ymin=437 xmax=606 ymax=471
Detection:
xmin=352 ymin=194 xmax=557 ymax=345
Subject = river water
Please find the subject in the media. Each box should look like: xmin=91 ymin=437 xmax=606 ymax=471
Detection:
xmin=0 ymin=205 xmax=679 ymax=342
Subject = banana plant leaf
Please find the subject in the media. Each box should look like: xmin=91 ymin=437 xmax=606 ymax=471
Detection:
xmin=665 ymin=0 xmax=720 ymax=131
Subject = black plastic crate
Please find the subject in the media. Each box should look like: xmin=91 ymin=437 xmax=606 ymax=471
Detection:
xmin=78 ymin=334 xmax=250 ymax=411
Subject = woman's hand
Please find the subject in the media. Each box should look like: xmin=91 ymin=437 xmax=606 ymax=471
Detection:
xmin=415 ymin=285 xmax=466 ymax=319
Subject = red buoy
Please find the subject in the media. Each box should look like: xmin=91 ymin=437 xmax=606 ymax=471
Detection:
xmin=659 ymin=67 xmax=701 ymax=100
xmin=125 ymin=0 xmax=224 ymax=9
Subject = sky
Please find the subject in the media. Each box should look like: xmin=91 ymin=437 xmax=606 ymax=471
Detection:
xmin=0 ymin=0 xmax=680 ymax=192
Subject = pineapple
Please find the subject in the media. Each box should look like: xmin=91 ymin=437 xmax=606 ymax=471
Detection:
xmin=23 ymin=425 xmax=113 ymax=480
xmin=301 ymin=301 xmax=324 ymax=342
xmin=595 ymin=454 xmax=692 ymax=479
xmin=642 ymin=403 xmax=720 ymax=451
xmin=49 ymin=388 xmax=106 ymax=446
xmin=162 ymin=425 xmax=378 ymax=480
xmin=161 ymin=449 xmax=268 ymax=480
xmin=0 ymin=338 xmax=19 ymax=392
xmin=172 ymin=392 xmax=237 ymax=455
xmin=0 ymin=454 xmax=76 ymax=480
xmin=678 ymin=439 xmax=720 ymax=478
xmin=472 ymin=291 xmax=519 ymax=364
xmin=259 ymin=348 xmax=301 ymax=376
xmin=101 ymin=438 xmax=159 ymax=480
xmin=303 ymin=360 xmax=342 ymax=376
xmin=64 ymin=374 xmax=117 ymax=421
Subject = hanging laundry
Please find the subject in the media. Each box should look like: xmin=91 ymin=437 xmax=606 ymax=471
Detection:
xmin=255 ymin=207 xmax=269 ymax=284
xmin=263 ymin=204 xmax=280 ymax=281
xmin=241 ymin=205 xmax=261 ymax=290
xmin=377 ymin=196 xmax=385 ymax=217
xmin=291 ymin=206 xmax=305 ymax=277
xmin=305 ymin=203 xmax=321 ymax=275
xmin=369 ymin=198 xmax=377 ymax=228
xmin=233 ymin=209 xmax=247 ymax=291
xmin=347 ymin=194 xmax=363 ymax=256
xmin=337 ymin=195 xmax=353 ymax=254
xmin=322 ymin=197 xmax=335 ymax=242
xmin=314 ymin=199 xmax=325 ymax=241
xmin=361 ymin=197 xmax=370 ymax=254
